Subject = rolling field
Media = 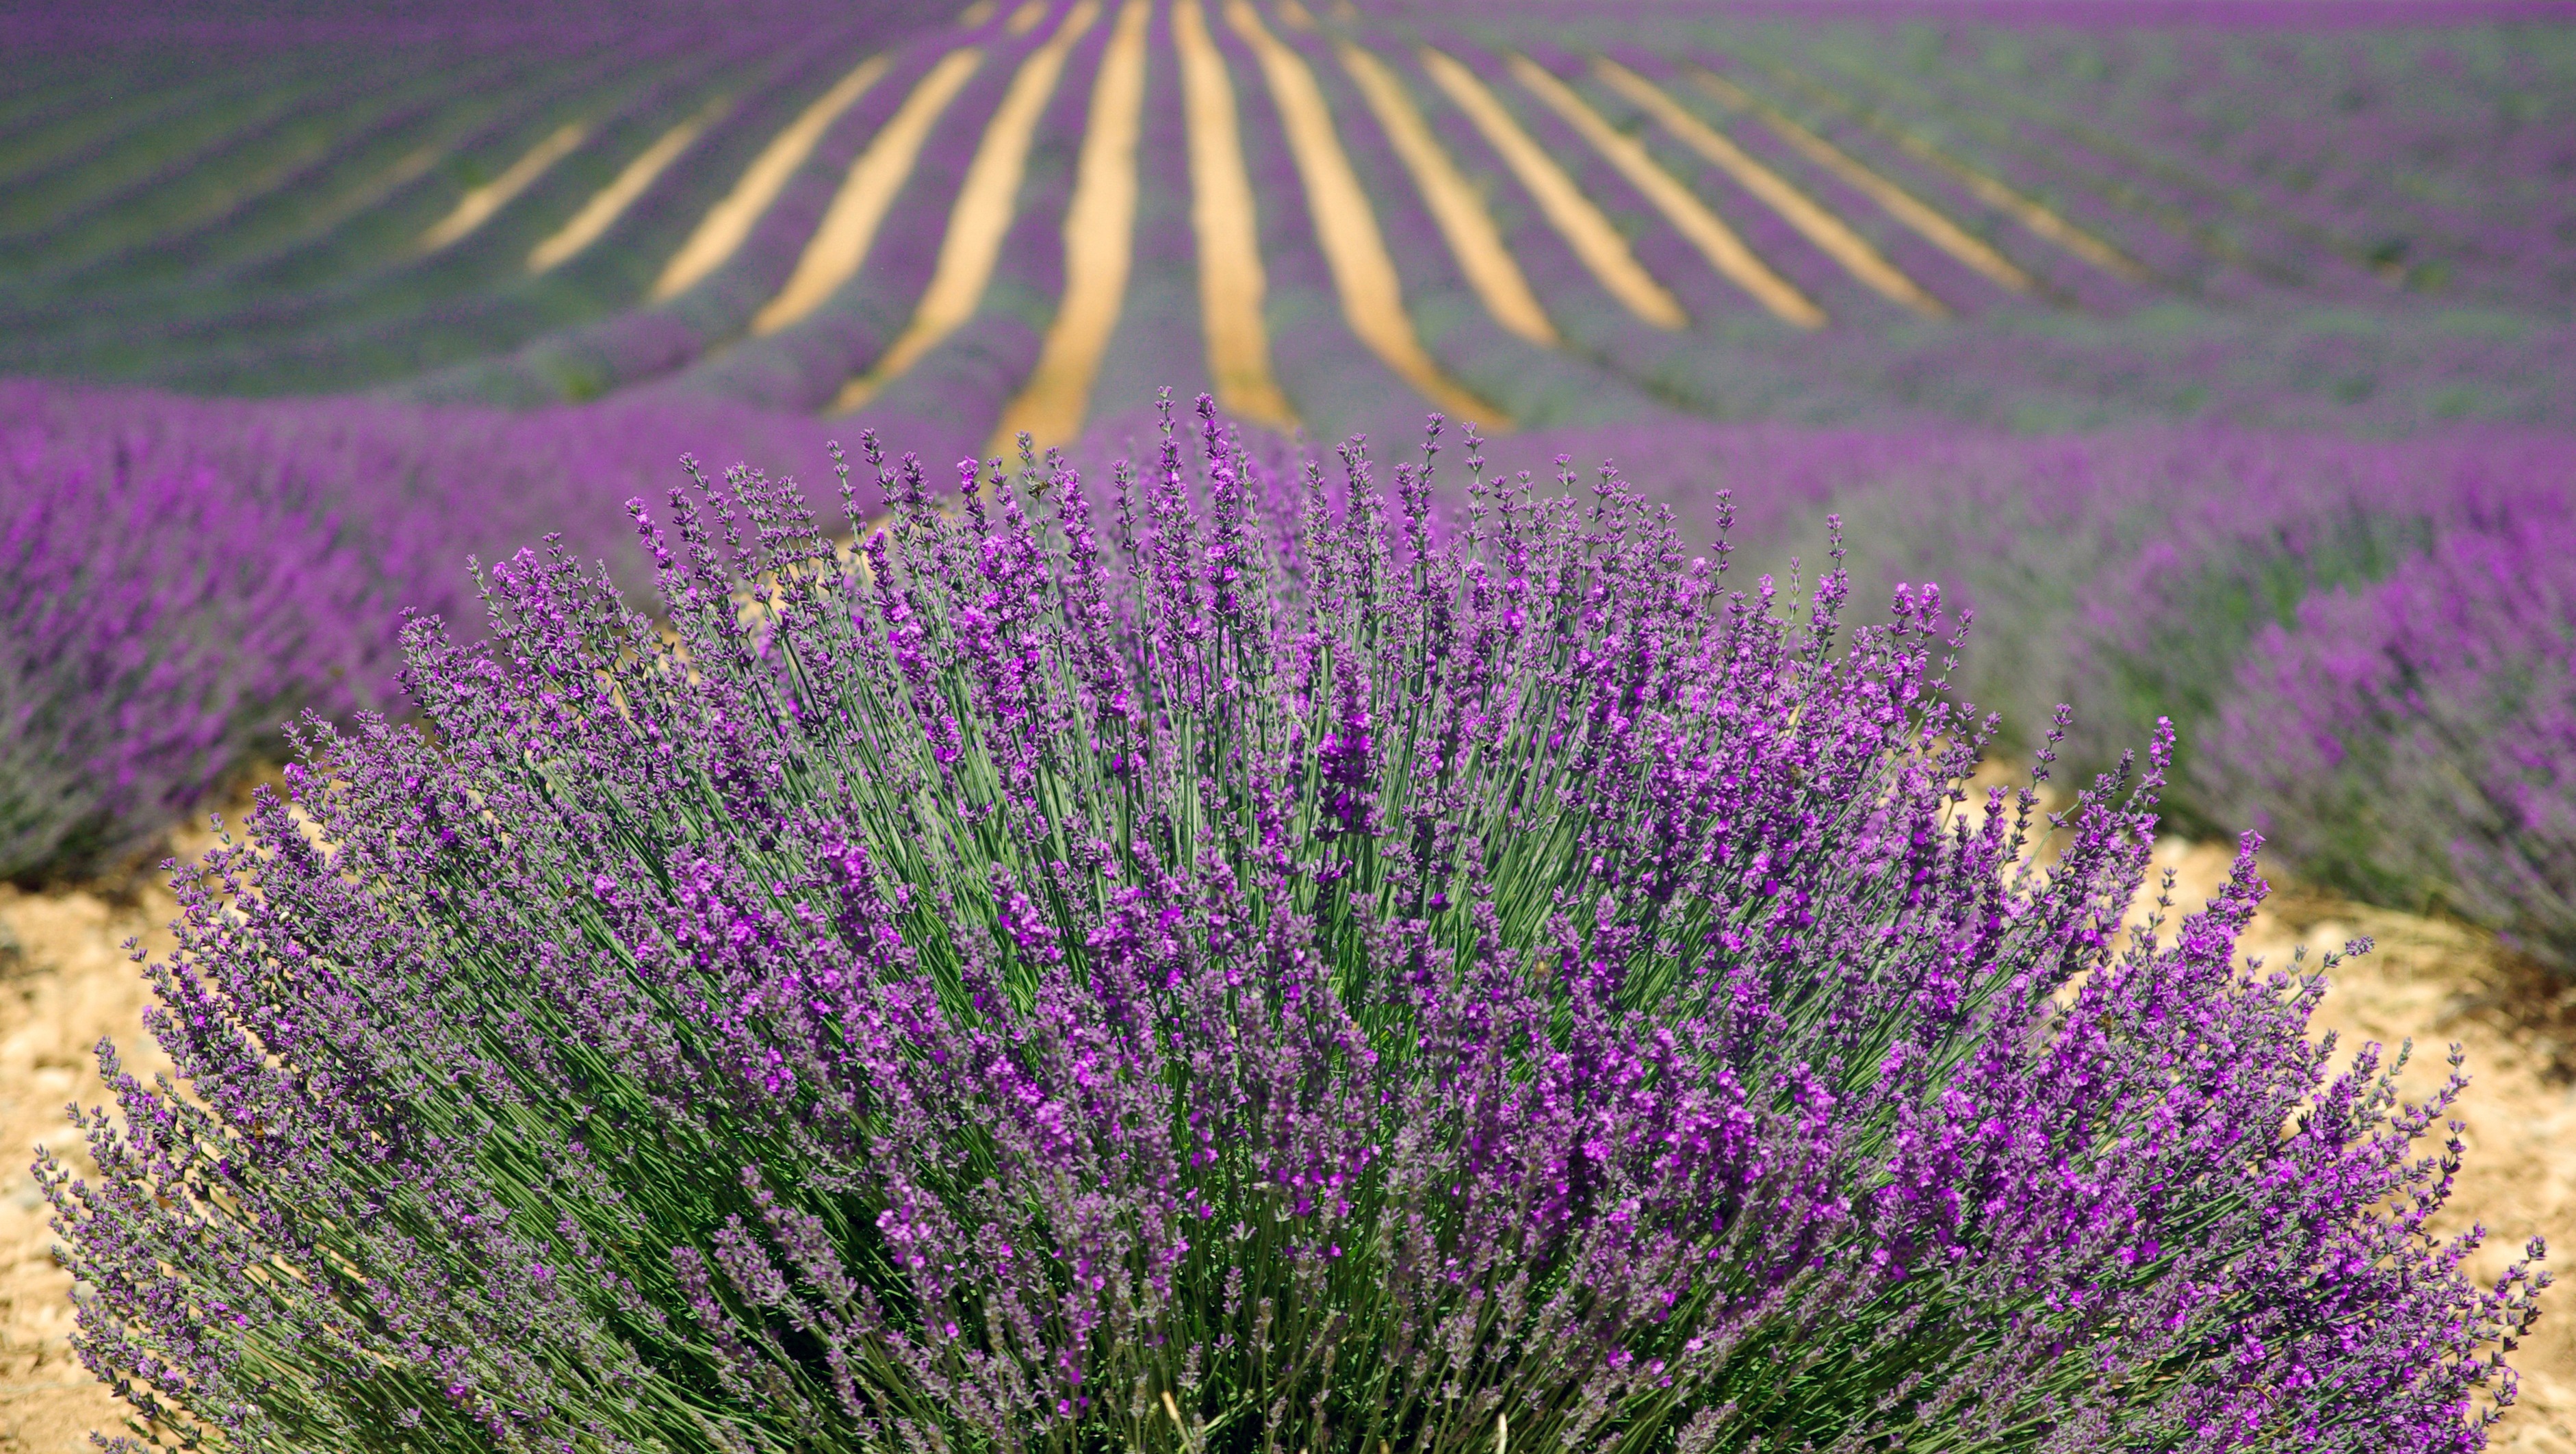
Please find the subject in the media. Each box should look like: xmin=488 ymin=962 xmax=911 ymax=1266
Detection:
xmin=7 ymin=0 xmax=2566 ymax=886
xmin=2 ymin=0 xmax=2569 ymax=452
xmin=4 ymin=3 xmax=2576 ymax=1449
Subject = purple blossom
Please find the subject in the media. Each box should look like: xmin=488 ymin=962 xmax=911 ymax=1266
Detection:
xmin=44 ymin=400 xmax=2542 ymax=1451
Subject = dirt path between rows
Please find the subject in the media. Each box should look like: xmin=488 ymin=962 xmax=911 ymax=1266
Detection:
xmin=2 ymin=835 xmax=2571 ymax=1449
xmin=0 ymin=873 xmax=176 ymax=1452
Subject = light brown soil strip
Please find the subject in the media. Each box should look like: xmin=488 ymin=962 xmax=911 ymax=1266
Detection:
xmin=1339 ymin=40 xmax=1557 ymax=348
xmin=957 ymin=0 xmax=998 ymax=26
xmin=1510 ymin=54 xmax=1822 ymax=329
xmin=834 ymin=3 xmax=1101 ymax=411
xmin=416 ymin=120 xmax=589 ymax=253
xmin=1226 ymin=0 xmax=1508 ymax=428
xmin=0 ymin=873 xmax=188 ymax=1453
xmin=1686 ymin=66 xmax=2038 ymax=299
xmin=652 ymin=54 xmax=893 ymax=301
xmin=1006 ymin=0 xmax=1051 ymax=35
xmin=528 ymin=97 xmax=730 ymax=275
xmin=750 ymin=48 xmax=986 ymax=337
xmin=1172 ymin=0 xmax=1299 ymax=431
xmin=270 ymin=142 xmax=446 ymax=246
xmin=1592 ymin=58 xmax=1945 ymax=320
xmin=1751 ymin=59 xmax=2150 ymax=285
xmin=1418 ymin=47 xmax=1686 ymax=332
xmin=988 ymin=0 xmax=1151 ymax=454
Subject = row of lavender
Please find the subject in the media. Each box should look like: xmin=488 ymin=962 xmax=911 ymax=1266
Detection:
xmin=1820 ymin=423 xmax=2576 ymax=970
xmin=3 ymin=5 xmax=2571 ymax=436
xmin=1530 ymin=412 xmax=2576 ymax=971
xmin=8 ymin=376 xmax=2571 ymax=980
xmin=0 ymin=381 xmax=838 ymax=879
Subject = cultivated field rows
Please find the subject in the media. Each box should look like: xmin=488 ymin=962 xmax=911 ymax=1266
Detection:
xmin=5 ymin=1 xmax=2567 ymax=441
xmin=5 ymin=4 xmax=2573 ymax=1445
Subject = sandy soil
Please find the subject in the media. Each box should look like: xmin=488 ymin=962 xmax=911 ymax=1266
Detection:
xmin=2143 ymin=837 xmax=2576 ymax=1451
xmin=0 ymin=872 xmax=177 ymax=1452
xmin=1 ymin=834 xmax=2570 ymax=1449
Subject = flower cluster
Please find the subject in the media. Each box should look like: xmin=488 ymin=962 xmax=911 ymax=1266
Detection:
xmin=49 ymin=399 xmax=2542 ymax=1451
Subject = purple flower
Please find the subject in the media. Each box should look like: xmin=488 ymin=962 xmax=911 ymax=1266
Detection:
xmin=43 ymin=398 xmax=2541 ymax=1451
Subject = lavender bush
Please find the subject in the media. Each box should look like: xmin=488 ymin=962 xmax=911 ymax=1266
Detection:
xmin=2198 ymin=504 xmax=2576 ymax=973
xmin=49 ymin=400 xmax=2544 ymax=1451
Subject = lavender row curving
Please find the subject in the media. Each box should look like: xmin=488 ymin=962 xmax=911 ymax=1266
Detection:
xmin=0 ymin=379 xmax=836 ymax=880
xmin=2198 ymin=501 xmax=2576 ymax=971
xmin=0 ymin=424 xmax=393 ymax=879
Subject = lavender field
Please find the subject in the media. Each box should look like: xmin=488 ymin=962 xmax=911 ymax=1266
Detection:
xmin=2 ymin=1 xmax=2573 ymax=1449
xmin=3 ymin=0 xmax=2571 ymax=433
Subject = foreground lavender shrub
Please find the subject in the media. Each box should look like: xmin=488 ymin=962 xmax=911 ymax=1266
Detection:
xmin=49 ymin=402 xmax=2544 ymax=1452
xmin=2199 ymin=506 xmax=2576 ymax=974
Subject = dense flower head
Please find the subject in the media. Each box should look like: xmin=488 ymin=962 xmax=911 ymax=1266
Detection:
xmin=47 ymin=398 xmax=2544 ymax=1452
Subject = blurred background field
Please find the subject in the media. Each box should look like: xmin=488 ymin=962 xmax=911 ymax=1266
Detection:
xmin=1 ymin=0 xmax=2571 ymax=1446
